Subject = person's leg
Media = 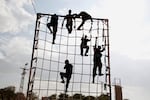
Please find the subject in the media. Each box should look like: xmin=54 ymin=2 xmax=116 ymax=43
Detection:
xmin=47 ymin=23 xmax=53 ymax=33
xmin=60 ymin=72 xmax=65 ymax=83
xmin=66 ymin=24 xmax=72 ymax=34
xmin=85 ymin=46 xmax=89 ymax=56
xmin=52 ymin=26 xmax=57 ymax=44
xmin=98 ymin=62 xmax=103 ymax=76
xmin=68 ymin=24 xmax=72 ymax=33
xmin=77 ymin=20 xmax=85 ymax=30
xmin=80 ymin=45 xmax=83 ymax=56
xmin=65 ymin=78 xmax=70 ymax=92
xmin=52 ymin=33 xmax=56 ymax=44
xmin=92 ymin=63 xmax=97 ymax=83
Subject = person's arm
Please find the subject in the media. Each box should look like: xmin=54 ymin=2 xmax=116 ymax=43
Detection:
xmin=64 ymin=65 xmax=66 ymax=69
xmin=89 ymin=17 xmax=93 ymax=32
xmin=89 ymin=35 xmax=92 ymax=41
xmin=88 ymin=39 xmax=91 ymax=41
xmin=94 ymin=37 xmax=98 ymax=47
xmin=81 ymin=37 xmax=84 ymax=41
xmin=93 ymin=46 xmax=96 ymax=54
xmin=61 ymin=17 xmax=66 ymax=28
xmin=100 ymin=45 xmax=105 ymax=52
xmin=72 ymin=13 xmax=78 ymax=19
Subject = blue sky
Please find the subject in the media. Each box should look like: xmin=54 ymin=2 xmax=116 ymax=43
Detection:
xmin=0 ymin=0 xmax=150 ymax=100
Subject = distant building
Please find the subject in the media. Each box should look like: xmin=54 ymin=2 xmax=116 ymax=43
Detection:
xmin=42 ymin=97 xmax=49 ymax=100
xmin=15 ymin=92 xmax=26 ymax=100
xmin=115 ymin=85 xmax=123 ymax=100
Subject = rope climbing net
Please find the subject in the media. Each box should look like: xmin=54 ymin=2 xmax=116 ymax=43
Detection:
xmin=27 ymin=13 xmax=111 ymax=100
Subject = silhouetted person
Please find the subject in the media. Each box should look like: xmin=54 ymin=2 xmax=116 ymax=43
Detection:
xmin=60 ymin=59 xmax=73 ymax=92
xmin=92 ymin=38 xmax=105 ymax=83
xmin=62 ymin=10 xmax=74 ymax=34
xmin=80 ymin=35 xmax=91 ymax=56
xmin=47 ymin=14 xmax=58 ymax=44
xmin=75 ymin=11 xmax=93 ymax=31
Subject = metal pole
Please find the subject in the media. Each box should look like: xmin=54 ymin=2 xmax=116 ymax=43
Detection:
xmin=26 ymin=13 xmax=40 ymax=100
xmin=106 ymin=19 xmax=112 ymax=100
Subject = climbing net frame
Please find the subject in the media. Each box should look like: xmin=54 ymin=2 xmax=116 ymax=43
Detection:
xmin=26 ymin=13 xmax=111 ymax=100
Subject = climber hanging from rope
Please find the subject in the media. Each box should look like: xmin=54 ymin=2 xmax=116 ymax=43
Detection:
xmin=47 ymin=14 xmax=58 ymax=44
xmin=92 ymin=37 xmax=105 ymax=83
xmin=80 ymin=35 xmax=91 ymax=56
xmin=75 ymin=11 xmax=93 ymax=32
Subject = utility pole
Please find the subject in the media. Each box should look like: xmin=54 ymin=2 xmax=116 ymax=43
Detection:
xmin=19 ymin=63 xmax=28 ymax=93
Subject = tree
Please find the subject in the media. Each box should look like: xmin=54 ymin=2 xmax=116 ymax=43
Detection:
xmin=29 ymin=92 xmax=38 ymax=100
xmin=72 ymin=93 xmax=85 ymax=100
xmin=58 ymin=93 xmax=69 ymax=100
xmin=48 ymin=94 xmax=57 ymax=100
xmin=83 ymin=95 xmax=95 ymax=100
xmin=0 ymin=86 xmax=16 ymax=100
xmin=97 ymin=94 xmax=110 ymax=100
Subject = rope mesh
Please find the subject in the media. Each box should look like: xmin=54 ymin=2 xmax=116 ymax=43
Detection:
xmin=27 ymin=13 xmax=110 ymax=100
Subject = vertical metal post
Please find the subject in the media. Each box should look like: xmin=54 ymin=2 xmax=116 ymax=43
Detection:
xmin=26 ymin=13 xmax=41 ymax=100
xmin=106 ymin=19 xmax=112 ymax=100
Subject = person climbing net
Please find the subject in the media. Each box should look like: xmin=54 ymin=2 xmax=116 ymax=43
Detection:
xmin=47 ymin=14 xmax=58 ymax=44
xmin=75 ymin=11 xmax=93 ymax=32
xmin=27 ymin=10 xmax=111 ymax=99
xmin=80 ymin=35 xmax=91 ymax=56
xmin=92 ymin=37 xmax=105 ymax=83
xmin=60 ymin=59 xmax=73 ymax=93
xmin=62 ymin=10 xmax=75 ymax=34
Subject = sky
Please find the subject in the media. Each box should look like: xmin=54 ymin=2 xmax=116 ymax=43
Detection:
xmin=0 ymin=0 xmax=150 ymax=100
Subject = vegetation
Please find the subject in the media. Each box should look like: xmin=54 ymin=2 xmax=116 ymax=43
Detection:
xmin=0 ymin=86 xmax=37 ymax=100
xmin=0 ymin=86 xmax=109 ymax=100
xmin=0 ymin=86 xmax=25 ymax=100
xmin=42 ymin=93 xmax=110 ymax=100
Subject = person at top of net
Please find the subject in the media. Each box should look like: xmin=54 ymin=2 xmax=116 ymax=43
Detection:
xmin=75 ymin=11 xmax=93 ymax=32
xmin=62 ymin=9 xmax=76 ymax=34
xmin=92 ymin=37 xmax=105 ymax=83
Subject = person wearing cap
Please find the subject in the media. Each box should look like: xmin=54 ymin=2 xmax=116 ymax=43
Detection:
xmin=60 ymin=59 xmax=73 ymax=92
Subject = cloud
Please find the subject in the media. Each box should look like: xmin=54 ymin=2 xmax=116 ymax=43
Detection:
xmin=123 ymin=85 xmax=150 ymax=100
xmin=111 ymin=52 xmax=150 ymax=100
xmin=0 ymin=36 xmax=32 ymax=64
xmin=88 ymin=0 xmax=150 ymax=60
xmin=0 ymin=36 xmax=32 ymax=89
xmin=0 ymin=0 xmax=150 ymax=99
xmin=0 ymin=0 xmax=34 ymax=33
xmin=111 ymin=52 xmax=150 ymax=84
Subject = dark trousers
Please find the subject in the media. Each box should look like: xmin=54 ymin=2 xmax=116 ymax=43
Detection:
xmin=47 ymin=23 xmax=57 ymax=43
xmin=66 ymin=24 xmax=72 ymax=33
xmin=92 ymin=62 xmax=102 ymax=82
xmin=77 ymin=20 xmax=85 ymax=30
xmin=80 ymin=45 xmax=89 ymax=55
xmin=60 ymin=72 xmax=71 ymax=92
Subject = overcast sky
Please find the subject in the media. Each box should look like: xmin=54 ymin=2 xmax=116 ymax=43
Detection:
xmin=0 ymin=0 xmax=150 ymax=100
